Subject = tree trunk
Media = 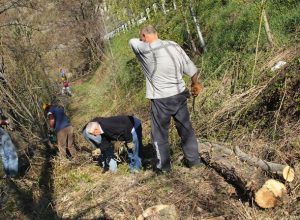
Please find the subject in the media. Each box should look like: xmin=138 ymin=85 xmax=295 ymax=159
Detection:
xmin=262 ymin=8 xmax=274 ymax=47
xmin=184 ymin=14 xmax=197 ymax=53
xmin=161 ymin=0 xmax=167 ymax=15
xmin=189 ymin=0 xmax=207 ymax=53
xmin=173 ymin=0 xmax=177 ymax=10
xmin=152 ymin=3 xmax=157 ymax=14
xmin=234 ymin=146 xmax=294 ymax=182
xmin=146 ymin=7 xmax=151 ymax=20
xmin=198 ymin=142 xmax=289 ymax=208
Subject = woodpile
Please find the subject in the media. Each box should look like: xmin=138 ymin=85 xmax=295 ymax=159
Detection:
xmin=198 ymin=142 xmax=295 ymax=209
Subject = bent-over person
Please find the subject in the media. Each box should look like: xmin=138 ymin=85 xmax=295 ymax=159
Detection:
xmin=82 ymin=115 xmax=142 ymax=173
xmin=44 ymin=104 xmax=77 ymax=159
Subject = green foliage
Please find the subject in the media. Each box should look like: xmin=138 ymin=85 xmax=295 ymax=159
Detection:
xmin=72 ymin=0 xmax=300 ymax=144
xmin=153 ymin=12 xmax=186 ymax=46
xmin=210 ymin=7 xmax=257 ymax=51
xmin=59 ymin=170 xmax=94 ymax=191
xmin=106 ymin=0 xmax=300 ymax=73
xmin=267 ymin=1 xmax=300 ymax=44
xmin=61 ymin=2 xmax=300 ymax=218
xmin=101 ymin=0 xmax=300 ymax=141
xmin=109 ymin=28 xmax=145 ymax=93
xmin=105 ymin=0 xmax=298 ymax=93
xmin=269 ymin=0 xmax=299 ymax=8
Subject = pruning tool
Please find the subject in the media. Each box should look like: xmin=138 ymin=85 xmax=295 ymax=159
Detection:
xmin=192 ymin=96 xmax=196 ymax=114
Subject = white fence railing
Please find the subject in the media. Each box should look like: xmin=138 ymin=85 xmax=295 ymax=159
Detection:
xmin=103 ymin=0 xmax=206 ymax=52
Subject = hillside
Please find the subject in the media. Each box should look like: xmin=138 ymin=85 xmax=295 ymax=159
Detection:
xmin=0 ymin=0 xmax=299 ymax=219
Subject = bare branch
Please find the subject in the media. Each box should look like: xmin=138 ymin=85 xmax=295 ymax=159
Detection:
xmin=0 ymin=22 xmax=40 ymax=31
xmin=0 ymin=0 xmax=33 ymax=14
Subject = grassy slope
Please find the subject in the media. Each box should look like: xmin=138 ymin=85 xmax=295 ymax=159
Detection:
xmin=52 ymin=1 xmax=300 ymax=219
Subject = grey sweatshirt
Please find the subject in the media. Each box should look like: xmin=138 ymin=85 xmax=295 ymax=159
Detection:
xmin=129 ymin=38 xmax=198 ymax=99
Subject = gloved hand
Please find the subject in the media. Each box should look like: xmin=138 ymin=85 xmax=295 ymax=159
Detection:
xmin=126 ymin=142 xmax=135 ymax=149
xmin=48 ymin=133 xmax=57 ymax=144
xmin=48 ymin=127 xmax=55 ymax=134
xmin=92 ymin=148 xmax=101 ymax=158
xmin=191 ymin=82 xmax=203 ymax=97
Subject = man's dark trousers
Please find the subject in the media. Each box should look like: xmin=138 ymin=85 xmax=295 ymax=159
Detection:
xmin=150 ymin=89 xmax=200 ymax=171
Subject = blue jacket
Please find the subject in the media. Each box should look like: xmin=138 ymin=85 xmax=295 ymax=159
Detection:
xmin=48 ymin=106 xmax=70 ymax=133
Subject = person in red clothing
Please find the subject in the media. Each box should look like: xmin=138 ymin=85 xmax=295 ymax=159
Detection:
xmin=62 ymin=80 xmax=72 ymax=96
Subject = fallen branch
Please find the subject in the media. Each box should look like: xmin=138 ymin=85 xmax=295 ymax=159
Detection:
xmin=198 ymin=142 xmax=290 ymax=208
xmin=234 ymin=146 xmax=294 ymax=182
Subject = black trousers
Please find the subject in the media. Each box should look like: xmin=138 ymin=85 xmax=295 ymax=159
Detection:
xmin=150 ymin=90 xmax=200 ymax=171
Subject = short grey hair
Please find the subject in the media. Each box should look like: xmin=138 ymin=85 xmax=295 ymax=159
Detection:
xmin=140 ymin=25 xmax=157 ymax=35
xmin=85 ymin=122 xmax=100 ymax=134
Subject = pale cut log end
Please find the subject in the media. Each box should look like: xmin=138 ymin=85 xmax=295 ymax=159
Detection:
xmin=264 ymin=179 xmax=286 ymax=197
xmin=282 ymin=166 xmax=295 ymax=182
xmin=255 ymin=187 xmax=277 ymax=208
xmin=255 ymin=179 xmax=287 ymax=208
xmin=137 ymin=204 xmax=178 ymax=220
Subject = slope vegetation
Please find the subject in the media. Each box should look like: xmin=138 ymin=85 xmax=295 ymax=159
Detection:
xmin=54 ymin=1 xmax=299 ymax=219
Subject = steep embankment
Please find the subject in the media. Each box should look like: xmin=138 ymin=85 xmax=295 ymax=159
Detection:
xmin=51 ymin=1 xmax=300 ymax=219
xmin=51 ymin=35 xmax=299 ymax=220
xmin=0 ymin=1 xmax=108 ymax=219
xmin=2 ymin=1 xmax=298 ymax=219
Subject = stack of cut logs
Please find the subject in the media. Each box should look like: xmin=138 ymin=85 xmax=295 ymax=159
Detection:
xmin=198 ymin=142 xmax=295 ymax=208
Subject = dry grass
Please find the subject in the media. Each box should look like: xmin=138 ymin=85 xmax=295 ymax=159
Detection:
xmin=49 ymin=44 xmax=300 ymax=219
xmin=51 ymin=157 xmax=299 ymax=219
xmin=53 ymin=162 xmax=238 ymax=219
xmin=3 ymin=43 xmax=298 ymax=219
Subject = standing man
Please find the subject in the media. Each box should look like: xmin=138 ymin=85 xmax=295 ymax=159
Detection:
xmin=43 ymin=104 xmax=77 ymax=159
xmin=0 ymin=109 xmax=18 ymax=178
xmin=82 ymin=115 xmax=142 ymax=173
xmin=129 ymin=25 xmax=202 ymax=173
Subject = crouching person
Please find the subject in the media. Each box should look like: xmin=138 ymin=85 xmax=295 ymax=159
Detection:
xmin=0 ymin=110 xmax=18 ymax=178
xmin=43 ymin=104 xmax=77 ymax=160
xmin=82 ymin=115 xmax=142 ymax=173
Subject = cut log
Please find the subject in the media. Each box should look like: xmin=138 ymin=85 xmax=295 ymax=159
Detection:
xmin=137 ymin=204 xmax=178 ymax=220
xmin=234 ymin=146 xmax=295 ymax=182
xmin=255 ymin=179 xmax=287 ymax=208
xmin=197 ymin=142 xmax=295 ymax=182
xmin=198 ymin=142 xmax=289 ymax=208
